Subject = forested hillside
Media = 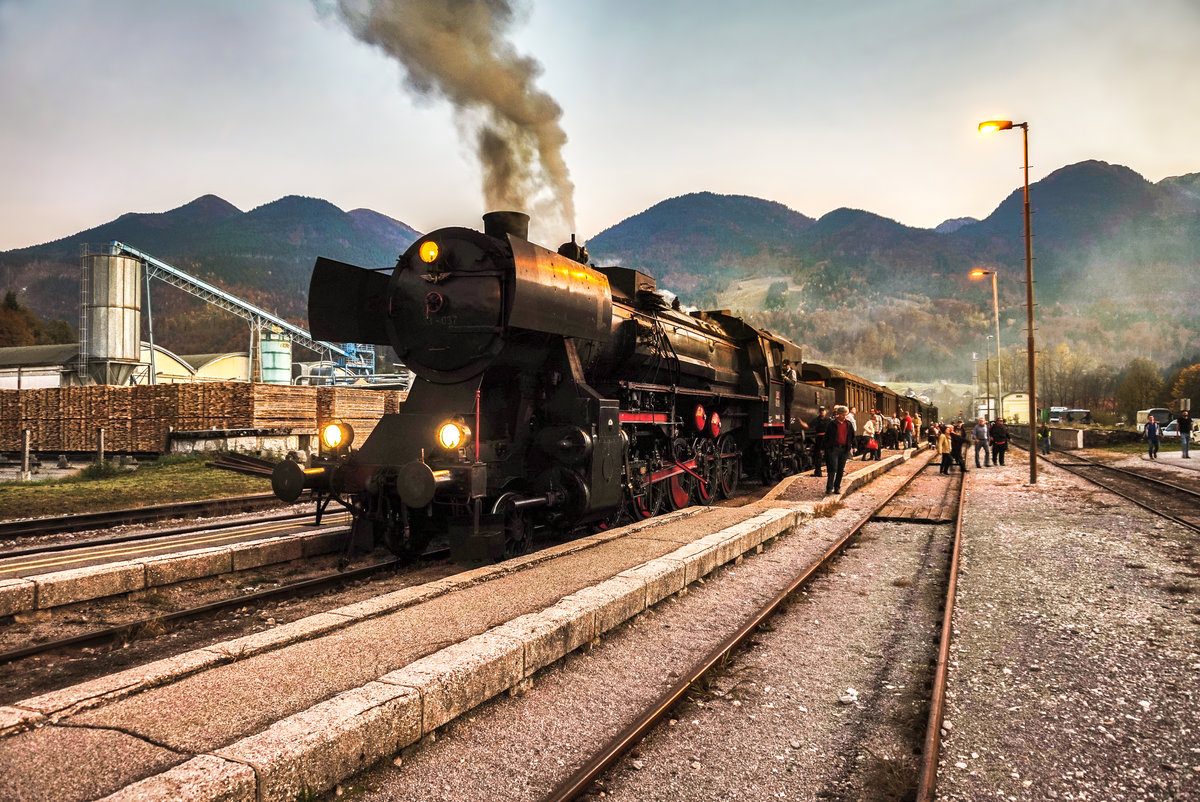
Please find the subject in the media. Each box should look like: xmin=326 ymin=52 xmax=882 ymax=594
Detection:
xmin=0 ymin=195 xmax=419 ymax=355
xmin=2 ymin=160 xmax=1197 ymax=393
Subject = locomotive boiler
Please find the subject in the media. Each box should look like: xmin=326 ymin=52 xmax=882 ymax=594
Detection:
xmin=273 ymin=212 xmax=824 ymax=559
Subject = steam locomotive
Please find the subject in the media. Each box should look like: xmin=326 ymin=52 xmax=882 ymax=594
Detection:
xmin=272 ymin=212 xmax=930 ymax=559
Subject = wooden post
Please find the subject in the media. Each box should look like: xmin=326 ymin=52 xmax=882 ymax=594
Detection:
xmin=21 ymin=428 xmax=32 ymax=480
xmin=97 ymin=426 xmax=105 ymax=465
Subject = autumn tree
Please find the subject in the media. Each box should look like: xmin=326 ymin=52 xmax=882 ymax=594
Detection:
xmin=0 ymin=291 xmax=74 ymax=347
xmin=1116 ymin=358 xmax=1164 ymax=423
xmin=1170 ymin=364 xmax=1200 ymax=407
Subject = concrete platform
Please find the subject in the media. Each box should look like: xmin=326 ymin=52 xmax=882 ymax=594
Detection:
xmin=0 ymin=447 xmax=926 ymax=801
xmin=1 ymin=526 xmax=346 ymax=617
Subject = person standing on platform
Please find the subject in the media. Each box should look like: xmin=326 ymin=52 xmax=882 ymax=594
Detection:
xmin=903 ymin=412 xmax=915 ymax=449
xmin=810 ymin=406 xmax=829 ymax=477
xmin=937 ymin=425 xmax=953 ymax=474
xmin=823 ymin=405 xmax=855 ymax=495
xmin=861 ymin=415 xmax=877 ymax=461
xmin=990 ymin=418 xmax=1010 ymax=466
xmin=972 ymin=416 xmax=991 ymax=468
xmin=1179 ymin=411 xmax=1193 ymax=459
xmin=1144 ymin=415 xmax=1161 ymax=460
xmin=950 ymin=424 xmax=969 ymax=473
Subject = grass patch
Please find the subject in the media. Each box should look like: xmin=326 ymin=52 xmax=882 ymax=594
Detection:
xmin=0 ymin=453 xmax=270 ymax=519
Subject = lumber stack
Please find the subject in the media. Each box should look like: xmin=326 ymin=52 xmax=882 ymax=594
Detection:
xmin=317 ymin=387 xmax=400 ymax=442
xmin=0 ymin=382 xmax=371 ymax=453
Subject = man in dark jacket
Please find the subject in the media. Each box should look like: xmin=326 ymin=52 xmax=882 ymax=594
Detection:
xmin=1179 ymin=410 xmax=1193 ymax=459
xmin=823 ymin=405 xmax=856 ymax=494
xmin=810 ymin=406 xmax=829 ymax=477
xmin=949 ymin=424 xmax=969 ymax=473
xmin=990 ymin=418 xmax=1010 ymax=466
xmin=1145 ymin=416 xmax=1161 ymax=460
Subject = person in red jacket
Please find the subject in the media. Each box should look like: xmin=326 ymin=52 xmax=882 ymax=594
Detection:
xmin=823 ymin=405 xmax=856 ymax=495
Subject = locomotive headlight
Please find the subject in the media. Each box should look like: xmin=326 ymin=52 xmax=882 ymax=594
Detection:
xmin=320 ymin=421 xmax=354 ymax=452
xmin=437 ymin=419 xmax=472 ymax=450
xmin=419 ymin=240 xmax=439 ymax=263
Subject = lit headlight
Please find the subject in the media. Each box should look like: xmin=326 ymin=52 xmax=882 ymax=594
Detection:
xmin=320 ymin=421 xmax=354 ymax=451
xmin=419 ymin=240 xmax=439 ymax=263
xmin=437 ymin=420 xmax=471 ymax=449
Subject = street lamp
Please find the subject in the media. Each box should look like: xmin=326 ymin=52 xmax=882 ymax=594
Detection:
xmin=969 ymin=268 xmax=1003 ymax=415
xmin=978 ymin=118 xmax=1037 ymax=483
xmin=985 ymin=334 xmax=994 ymax=420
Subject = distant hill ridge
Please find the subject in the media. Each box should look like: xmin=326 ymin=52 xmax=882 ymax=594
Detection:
xmin=1 ymin=159 xmax=1197 ymax=368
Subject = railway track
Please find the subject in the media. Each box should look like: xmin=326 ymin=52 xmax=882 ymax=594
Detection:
xmin=0 ymin=548 xmax=450 ymax=670
xmin=0 ymin=492 xmax=299 ymax=539
xmin=1036 ymin=450 xmax=1200 ymax=532
xmin=543 ymin=456 xmax=967 ymax=802
xmin=0 ymin=506 xmax=327 ymax=562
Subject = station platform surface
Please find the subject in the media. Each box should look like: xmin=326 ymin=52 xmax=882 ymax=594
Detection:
xmin=0 ymin=447 xmax=918 ymax=801
xmin=17 ymin=441 xmax=1193 ymax=801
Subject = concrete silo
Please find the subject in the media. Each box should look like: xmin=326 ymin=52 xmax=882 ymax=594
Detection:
xmin=79 ymin=249 xmax=142 ymax=386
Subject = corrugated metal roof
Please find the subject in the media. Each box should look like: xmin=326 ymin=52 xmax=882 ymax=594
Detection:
xmin=0 ymin=342 xmax=79 ymax=368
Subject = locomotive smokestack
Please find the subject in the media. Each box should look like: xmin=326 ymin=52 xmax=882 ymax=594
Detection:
xmin=483 ymin=210 xmax=530 ymax=241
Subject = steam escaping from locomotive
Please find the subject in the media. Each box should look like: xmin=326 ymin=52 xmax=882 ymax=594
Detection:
xmin=325 ymin=0 xmax=576 ymax=236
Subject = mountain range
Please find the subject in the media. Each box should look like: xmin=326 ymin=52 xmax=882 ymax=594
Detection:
xmin=1 ymin=159 xmax=1197 ymax=377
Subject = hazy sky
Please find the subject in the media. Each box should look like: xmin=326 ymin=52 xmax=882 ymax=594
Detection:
xmin=1 ymin=0 xmax=1198 ymax=251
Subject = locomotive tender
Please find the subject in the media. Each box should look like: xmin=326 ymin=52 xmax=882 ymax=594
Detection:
xmin=273 ymin=211 xmax=830 ymax=558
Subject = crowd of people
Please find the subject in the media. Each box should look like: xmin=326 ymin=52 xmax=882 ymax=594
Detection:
xmin=807 ymin=404 xmax=922 ymax=495
xmin=802 ymin=400 xmax=1195 ymax=493
xmin=930 ymin=416 xmax=1010 ymax=474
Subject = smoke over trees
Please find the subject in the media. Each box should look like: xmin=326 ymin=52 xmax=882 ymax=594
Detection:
xmin=324 ymin=0 xmax=575 ymax=238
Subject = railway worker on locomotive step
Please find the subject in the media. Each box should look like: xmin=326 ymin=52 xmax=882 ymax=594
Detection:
xmin=781 ymin=359 xmax=798 ymax=426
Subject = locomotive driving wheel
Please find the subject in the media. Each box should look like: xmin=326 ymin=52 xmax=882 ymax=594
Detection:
xmin=693 ymin=438 xmax=717 ymax=505
xmin=665 ymin=437 xmax=696 ymax=510
xmin=631 ymin=472 xmax=664 ymax=519
xmin=502 ymin=508 xmax=532 ymax=559
xmin=714 ymin=433 xmax=740 ymax=499
xmin=760 ymin=441 xmax=784 ymax=485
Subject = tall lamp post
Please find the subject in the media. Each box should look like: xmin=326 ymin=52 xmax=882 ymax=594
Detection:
xmin=979 ymin=119 xmax=1037 ymax=484
xmin=985 ymin=334 xmax=994 ymax=420
xmin=969 ymin=268 xmax=1003 ymax=416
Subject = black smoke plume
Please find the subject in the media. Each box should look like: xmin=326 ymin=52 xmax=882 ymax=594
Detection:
xmin=326 ymin=0 xmax=575 ymax=237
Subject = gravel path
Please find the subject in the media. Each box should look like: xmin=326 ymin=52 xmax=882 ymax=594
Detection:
xmin=938 ymin=451 xmax=1200 ymax=801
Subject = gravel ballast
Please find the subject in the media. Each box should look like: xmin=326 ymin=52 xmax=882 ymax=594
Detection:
xmin=938 ymin=456 xmax=1200 ymax=801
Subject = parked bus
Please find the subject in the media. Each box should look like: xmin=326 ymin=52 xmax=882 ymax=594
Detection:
xmin=1136 ymin=408 xmax=1174 ymax=433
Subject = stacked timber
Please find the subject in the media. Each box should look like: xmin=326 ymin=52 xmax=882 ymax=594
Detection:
xmin=0 ymin=390 xmax=22 ymax=450
xmin=0 ymin=383 xmax=401 ymax=454
xmin=317 ymin=387 xmax=397 ymax=442
xmin=247 ymin=384 xmax=318 ymax=431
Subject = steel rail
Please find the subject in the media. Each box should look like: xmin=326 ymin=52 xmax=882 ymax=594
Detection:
xmin=0 ymin=493 xmax=298 ymax=539
xmin=1013 ymin=446 xmax=1200 ymax=534
xmin=915 ymin=450 xmax=968 ymax=801
xmin=0 ymin=508 xmax=335 ymax=562
xmin=541 ymin=453 xmax=939 ymax=802
xmin=0 ymin=548 xmax=450 ymax=668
